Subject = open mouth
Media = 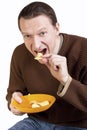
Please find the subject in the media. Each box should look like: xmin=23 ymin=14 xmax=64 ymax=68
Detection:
xmin=39 ymin=48 xmax=47 ymax=55
xmin=34 ymin=48 xmax=47 ymax=60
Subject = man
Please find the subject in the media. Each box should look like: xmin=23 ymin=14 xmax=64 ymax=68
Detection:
xmin=6 ymin=1 xmax=87 ymax=130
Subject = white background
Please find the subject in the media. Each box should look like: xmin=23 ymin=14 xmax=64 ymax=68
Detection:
xmin=0 ymin=0 xmax=87 ymax=129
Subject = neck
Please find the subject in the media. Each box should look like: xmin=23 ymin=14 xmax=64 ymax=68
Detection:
xmin=53 ymin=34 xmax=63 ymax=54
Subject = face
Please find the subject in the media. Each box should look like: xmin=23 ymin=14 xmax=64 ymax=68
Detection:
xmin=19 ymin=15 xmax=60 ymax=57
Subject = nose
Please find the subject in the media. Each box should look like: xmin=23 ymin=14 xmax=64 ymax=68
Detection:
xmin=33 ymin=36 xmax=41 ymax=50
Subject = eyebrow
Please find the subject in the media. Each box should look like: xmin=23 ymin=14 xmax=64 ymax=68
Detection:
xmin=21 ymin=31 xmax=31 ymax=36
xmin=21 ymin=27 xmax=47 ymax=35
xmin=38 ymin=27 xmax=47 ymax=31
xmin=21 ymin=32 xmax=29 ymax=35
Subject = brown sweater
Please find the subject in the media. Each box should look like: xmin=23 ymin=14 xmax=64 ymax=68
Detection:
xmin=6 ymin=33 xmax=87 ymax=128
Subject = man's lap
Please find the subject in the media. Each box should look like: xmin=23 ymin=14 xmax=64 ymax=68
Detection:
xmin=8 ymin=116 xmax=87 ymax=130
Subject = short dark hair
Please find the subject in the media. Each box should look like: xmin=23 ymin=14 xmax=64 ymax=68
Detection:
xmin=18 ymin=1 xmax=57 ymax=30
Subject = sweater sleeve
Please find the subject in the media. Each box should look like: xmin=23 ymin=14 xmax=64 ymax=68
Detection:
xmin=6 ymin=48 xmax=28 ymax=109
xmin=57 ymin=34 xmax=87 ymax=112
xmin=59 ymin=76 xmax=87 ymax=112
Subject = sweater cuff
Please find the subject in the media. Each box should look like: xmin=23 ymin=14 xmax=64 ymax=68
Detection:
xmin=57 ymin=75 xmax=72 ymax=97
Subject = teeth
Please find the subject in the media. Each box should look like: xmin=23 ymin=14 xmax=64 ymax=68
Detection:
xmin=34 ymin=53 xmax=43 ymax=60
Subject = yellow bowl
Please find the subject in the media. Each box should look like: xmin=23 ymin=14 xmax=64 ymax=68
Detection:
xmin=11 ymin=94 xmax=56 ymax=113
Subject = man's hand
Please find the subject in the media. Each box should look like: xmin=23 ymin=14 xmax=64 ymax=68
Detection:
xmin=41 ymin=54 xmax=69 ymax=85
xmin=10 ymin=92 xmax=25 ymax=115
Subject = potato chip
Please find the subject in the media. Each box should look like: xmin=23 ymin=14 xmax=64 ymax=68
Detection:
xmin=34 ymin=53 xmax=43 ymax=60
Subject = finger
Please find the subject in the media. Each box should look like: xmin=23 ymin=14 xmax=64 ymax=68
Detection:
xmin=42 ymin=53 xmax=52 ymax=58
xmin=39 ymin=54 xmax=52 ymax=64
xmin=12 ymin=92 xmax=23 ymax=103
xmin=10 ymin=103 xmax=25 ymax=115
xmin=47 ymin=57 xmax=59 ymax=71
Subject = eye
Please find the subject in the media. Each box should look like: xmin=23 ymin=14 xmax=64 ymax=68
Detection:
xmin=23 ymin=34 xmax=30 ymax=38
xmin=40 ymin=31 xmax=47 ymax=36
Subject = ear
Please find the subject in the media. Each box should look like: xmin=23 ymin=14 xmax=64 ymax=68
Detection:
xmin=55 ymin=22 xmax=60 ymax=35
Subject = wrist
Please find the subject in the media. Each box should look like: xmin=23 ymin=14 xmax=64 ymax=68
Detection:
xmin=57 ymin=75 xmax=72 ymax=97
xmin=60 ymin=74 xmax=69 ymax=85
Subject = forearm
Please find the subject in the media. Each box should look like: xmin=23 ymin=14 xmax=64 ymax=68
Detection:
xmin=57 ymin=78 xmax=87 ymax=112
xmin=57 ymin=75 xmax=72 ymax=96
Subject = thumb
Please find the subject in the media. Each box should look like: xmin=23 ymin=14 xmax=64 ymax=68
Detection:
xmin=45 ymin=62 xmax=52 ymax=71
xmin=12 ymin=92 xmax=23 ymax=103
